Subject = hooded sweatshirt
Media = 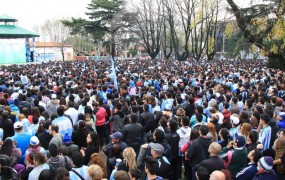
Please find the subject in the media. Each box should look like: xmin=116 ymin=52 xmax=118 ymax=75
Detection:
xmin=186 ymin=136 xmax=212 ymax=166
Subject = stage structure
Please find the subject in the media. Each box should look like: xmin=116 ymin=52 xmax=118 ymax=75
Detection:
xmin=0 ymin=14 xmax=39 ymax=64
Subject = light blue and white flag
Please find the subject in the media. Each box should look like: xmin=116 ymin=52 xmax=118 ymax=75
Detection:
xmin=110 ymin=56 xmax=118 ymax=90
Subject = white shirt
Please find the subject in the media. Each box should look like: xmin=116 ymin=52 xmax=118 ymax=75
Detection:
xmin=177 ymin=126 xmax=191 ymax=148
xmin=28 ymin=163 xmax=49 ymax=180
xmin=65 ymin=107 xmax=79 ymax=125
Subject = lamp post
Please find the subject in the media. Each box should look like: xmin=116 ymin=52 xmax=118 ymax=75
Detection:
xmin=43 ymin=33 xmax=47 ymax=61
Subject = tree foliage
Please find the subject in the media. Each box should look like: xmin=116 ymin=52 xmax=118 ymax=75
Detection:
xmin=226 ymin=0 xmax=285 ymax=68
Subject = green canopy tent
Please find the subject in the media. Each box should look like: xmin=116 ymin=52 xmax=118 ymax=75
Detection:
xmin=0 ymin=14 xmax=39 ymax=64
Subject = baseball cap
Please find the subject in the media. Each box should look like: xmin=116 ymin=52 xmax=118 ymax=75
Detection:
xmin=149 ymin=142 xmax=164 ymax=155
xmin=14 ymin=122 xmax=23 ymax=129
xmin=235 ymin=134 xmax=246 ymax=147
xmin=259 ymin=156 xmax=273 ymax=171
xmin=110 ymin=132 xmax=123 ymax=139
xmin=51 ymin=94 xmax=57 ymax=99
xmin=230 ymin=115 xmax=240 ymax=125
xmin=30 ymin=136 xmax=40 ymax=146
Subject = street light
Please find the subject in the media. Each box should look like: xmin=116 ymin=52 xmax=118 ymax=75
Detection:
xmin=43 ymin=33 xmax=47 ymax=61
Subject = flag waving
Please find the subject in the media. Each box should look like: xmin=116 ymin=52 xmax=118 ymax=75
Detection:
xmin=110 ymin=56 xmax=118 ymax=90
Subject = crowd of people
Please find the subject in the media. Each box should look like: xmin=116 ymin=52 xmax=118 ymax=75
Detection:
xmin=0 ymin=58 xmax=284 ymax=180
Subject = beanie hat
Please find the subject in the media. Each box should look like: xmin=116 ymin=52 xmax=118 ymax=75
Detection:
xmin=259 ymin=156 xmax=273 ymax=171
xmin=63 ymin=133 xmax=72 ymax=144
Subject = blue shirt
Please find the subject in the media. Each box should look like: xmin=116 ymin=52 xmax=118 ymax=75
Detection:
xmin=258 ymin=126 xmax=271 ymax=150
xmin=190 ymin=114 xmax=206 ymax=128
xmin=229 ymin=127 xmax=239 ymax=140
xmin=11 ymin=133 xmax=32 ymax=164
xmin=52 ymin=116 xmax=73 ymax=137
xmin=69 ymin=166 xmax=90 ymax=180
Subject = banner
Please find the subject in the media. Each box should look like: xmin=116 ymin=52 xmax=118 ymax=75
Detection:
xmin=110 ymin=56 xmax=118 ymax=90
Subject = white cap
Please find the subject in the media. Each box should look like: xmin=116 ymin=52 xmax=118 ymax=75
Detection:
xmin=230 ymin=116 xmax=240 ymax=125
xmin=51 ymin=94 xmax=57 ymax=99
xmin=30 ymin=136 xmax=40 ymax=146
xmin=14 ymin=122 xmax=23 ymax=129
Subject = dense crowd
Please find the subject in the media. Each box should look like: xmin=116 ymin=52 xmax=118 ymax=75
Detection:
xmin=0 ymin=58 xmax=284 ymax=180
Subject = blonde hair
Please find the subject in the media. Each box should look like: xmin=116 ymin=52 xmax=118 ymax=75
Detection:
xmin=275 ymin=138 xmax=285 ymax=175
xmin=241 ymin=123 xmax=252 ymax=137
xmin=88 ymin=153 xmax=107 ymax=178
xmin=176 ymin=108 xmax=185 ymax=116
xmin=123 ymin=147 xmax=137 ymax=169
xmin=18 ymin=113 xmax=26 ymax=121
xmin=88 ymin=164 xmax=104 ymax=180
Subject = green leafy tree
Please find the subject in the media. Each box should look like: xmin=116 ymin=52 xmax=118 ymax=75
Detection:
xmin=62 ymin=0 xmax=135 ymax=59
xmin=226 ymin=0 xmax=285 ymax=68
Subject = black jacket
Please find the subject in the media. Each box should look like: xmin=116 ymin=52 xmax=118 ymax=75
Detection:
xmin=197 ymin=156 xmax=224 ymax=174
xmin=140 ymin=111 xmax=154 ymax=128
xmin=165 ymin=131 xmax=180 ymax=158
xmin=122 ymin=122 xmax=144 ymax=149
xmin=109 ymin=111 xmax=125 ymax=132
xmin=186 ymin=136 xmax=212 ymax=166
xmin=38 ymin=131 xmax=52 ymax=150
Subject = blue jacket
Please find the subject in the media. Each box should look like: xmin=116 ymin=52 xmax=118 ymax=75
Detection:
xmin=252 ymin=169 xmax=279 ymax=180
xmin=236 ymin=163 xmax=257 ymax=180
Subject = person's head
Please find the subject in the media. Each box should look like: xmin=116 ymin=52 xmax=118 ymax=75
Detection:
xmin=219 ymin=128 xmax=229 ymax=141
xmin=210 ymin=170 xmax=225 ymax=180
xmin=54 ymin=167 xmax=70 ymax=180
xmin=123 ymin=147 xmax=137 ymax=169
xmin=29 ymin=136 xmax=40 ymax=148
xmin=230 ymin=114 xmax=240 ymax=127
xmin=0 ymin=138 xmax=14 ymax=156
xmin=56 ymin=105 xmax=65 ymax=116
xmin=196 ymin=113 xmax=203 ymax=123
xmin=72 ymin=151 xmax=84 ymax=167
xmin=33 ymin=152 xmax=47 ymax=166
xmin=144 ymin=156 xmax=159 ymax=176
xmin=110 ymin=131 xmax=123 ymax=143
xmin=190 ymin=129 xmax=200 ymax=140
xmin=180 ymin=116 xmax=190 ymax=127
xmin=39 ymin=169 xmax=53 ymax=180
xmin=84 ymin=113 xmax=92 ymax=122
xmin=199 ymin=125 xmax=208 ymax=136
xmin=88 ymin=164 xmax=104 ymax=180
xmin=260 ymin=114 xmax=270 ymax=125
xmin=13 ymin=121 xmax=23 ymax=132
xmin=168 ymin=120 xmax=178 ymax=132
xmin=208 ymin=142 xmax=222 ymax=155
xmin=150 ymin=142 xmax=164 ymax=158
xmin=114 ymin=170 xmax=131 ymax=180
xmin=153 ymin=129 xmax=164 ymax=142
xmin=18 ymin=113 xmax=26 ymax=121
xmin=207 ymin=122 xmax=217 ymax=141
xmin=258 ymin=156 xmax=274 ymax=171
xmin=246 ymin=131 xmax=258 ymax=145
xmin=87 ymin=132 xmax=100 ymax=147
xmin=49 ymin=143 xmax=59 ymax=158
xmin=195 ymin=165 xmax=210 ymax=180
xmin=48 ymin=124 xmax=59 ymax=135
xmin=240 ymin=123 xmax=252 ymax=137
xmin=277 ymin=129 xmax=285 ymax=140
xmin=129 ymin=168 xmax=141 ymax=180
xmin=234 ymin=134 xmax=246 ymax=148
xmin=247 ymin=149 xmax=262 ymax=163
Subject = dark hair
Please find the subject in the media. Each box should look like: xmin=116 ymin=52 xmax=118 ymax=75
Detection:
xmin=72 ymin=151 xmax=84 ymax=167
xmin=190 ymin=129 xmax=200 ymax=140
xmin=260 ymin=114 xmax=270 ymax=124
xmin=88 ymin=132 xmax=100 ymax=147
xmin=54 ymin=167 xmax=69 ymax=180
xmin=196 ymin=165 xmax=210 ymax=180
xmin=49 ymin=143 xmax=58 ymax=157
xmin=169 ymin=120 xmax=178 ymax=132
xmin=145 ymin=132 xmax=154 ymax=143
xmin=56 ymin=106 xmax=65 ymax=116
xmin=114 ymin=170 xmax=131 ymax=180
xmin=145 ymin=156 xmax=159 ymax=175
xmin=32 ymin=116 xmax=39 ymax=125
xmin=181 ymin=116 xmax=190 ymax=126
xmin=196 ymin=113 xmax=203 ymax=123
xmin=252 ymin=111 xmax=260 ymax=121
xmin=199 ymin=125 xmax=208 ymax=136
xmin=34 ymin=152 xmax=47 ymax=165
xmin=130 ymin=113 xmax=138 ymax=123
xmin=50 ymin=124 xmax=59 ymax=133
xmin=154 ymin=129 xmax=164 ymax=142
xmin=252 ymin=149 xmax=263 ymax=163
xmin=248 ymin=131 xmax=258 ymax=144
xmin=39 ymin=169 xmax=53 ymax=180
xmin=0 ymin=138 xmax=14 ymax=156
xmin=220 ymin=128 xmax=229 ymax=141
xmin=129 ymin=168 xmax=141 ymax=179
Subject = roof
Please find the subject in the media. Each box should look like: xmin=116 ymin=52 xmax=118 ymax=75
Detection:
xmin=0 ymin=25 xmax=39 ymax=38
xmin=0 ymin=14 xmax=17 ymax=22
xmin=29 ymin=42 xmax=74 ymax=47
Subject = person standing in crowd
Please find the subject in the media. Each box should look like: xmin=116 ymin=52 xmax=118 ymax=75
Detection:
xmin=93 ymin=102 xmax=107 ymax=147
xmin=48 ymin=124 xmax=63 ymax=148
xmin=220 ymin=134 xmax=248 ymax=178
xmin=28 ymin=152 xmax=50 ymax=180
xmin=64 ymin=101 xmax=79 ymax=126
xmin=69 ymin=151 xmax=91 ymax=180
xmin=80 ymin=132 xmax=100 ymax=165
xmin=52 ymin=106 xmax=73 ymax=137
xmin=144 ymin=156 xmax=164 ymax=180
xmin=122 ymin=113 xmax=144 ymax=156
xmin=252 ymin=156 xmax=279 ymax=179
xmin=186 ymin=125 xmax=212 ymax=180
xmin=109 ymin=103 xmax=125 ymax=133
xmin=257 ymin=114 xmax=272 ymax=150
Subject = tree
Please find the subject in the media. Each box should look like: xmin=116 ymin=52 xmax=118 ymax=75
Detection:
xmin=34 ymin=18 xmax=71 ymax=61
xmin=226 ymin=0 xmax=285 ymax=68
xmin=62 ymin=0 xmax=135 ymax=59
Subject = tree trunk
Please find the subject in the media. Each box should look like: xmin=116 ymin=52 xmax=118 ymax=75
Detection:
xmin=267 ymin=53 xmax=285 ymax=69
xmin=111 ymin=33 xmax=116 ymax=60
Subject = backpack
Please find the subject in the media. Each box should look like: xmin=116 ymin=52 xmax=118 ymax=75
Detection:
xmin=223 ymin=150 xmax=234 ymax=168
